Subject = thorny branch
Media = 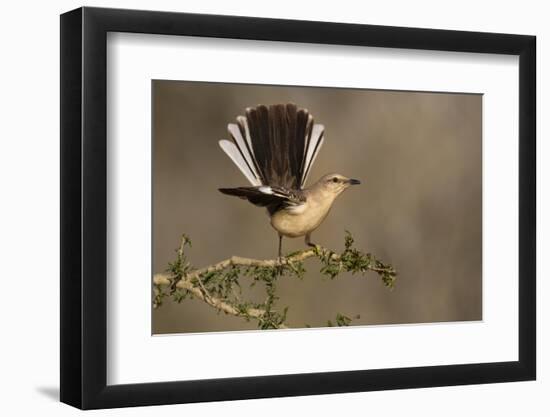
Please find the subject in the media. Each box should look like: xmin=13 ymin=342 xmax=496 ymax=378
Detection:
xmin=153 ymin=232 xmax=397 ymax=329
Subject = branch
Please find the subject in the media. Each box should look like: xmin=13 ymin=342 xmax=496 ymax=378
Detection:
xmin=153 ymin=232 xmax=397 ymax=330
xmin=155 ymin=250 xmax=316 ymax=285
xmin=154 ymin=249 xmax=391 ymax=286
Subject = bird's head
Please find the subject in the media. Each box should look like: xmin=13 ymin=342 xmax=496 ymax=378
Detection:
xmin=315 ymin=173 xmax=361 ymax=197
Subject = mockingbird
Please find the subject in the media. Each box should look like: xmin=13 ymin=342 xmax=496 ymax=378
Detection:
xmin=218 ymin=103 xmax=360 ymax=257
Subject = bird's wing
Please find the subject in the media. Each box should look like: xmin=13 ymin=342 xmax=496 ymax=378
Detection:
xmin=218 ymin=186 xmax=305 ymax=213
xmin=219 ymin=104 xmax=324 ymax=189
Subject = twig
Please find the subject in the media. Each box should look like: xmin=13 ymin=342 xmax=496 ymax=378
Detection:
xmin=155 ymin=271 xmax=285 ymax=326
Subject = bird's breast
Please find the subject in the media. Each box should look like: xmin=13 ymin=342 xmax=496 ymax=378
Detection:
xmin=270 ymin=197 xmax=334 ymax=238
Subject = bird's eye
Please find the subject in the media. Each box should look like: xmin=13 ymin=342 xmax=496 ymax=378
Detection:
xmin=332 ymin=177 xmax=338 ymax=183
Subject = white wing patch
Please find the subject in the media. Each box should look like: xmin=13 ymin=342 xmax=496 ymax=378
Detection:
xmin=219 ymin=140 xmax=262 ymax=186
xmin=286 ymin=203 xmax=307 ymax=214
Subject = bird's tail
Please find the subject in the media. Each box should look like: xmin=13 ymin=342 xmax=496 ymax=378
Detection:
xmin=218 ymin=104 xmax=325 ymax=189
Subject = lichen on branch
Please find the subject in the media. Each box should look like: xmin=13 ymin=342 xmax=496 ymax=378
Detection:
xmin=153 ymin=231 xmax=397 ymax=330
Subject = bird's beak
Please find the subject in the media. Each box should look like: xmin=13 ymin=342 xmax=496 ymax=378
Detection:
xmin=348 ymin=179 xmax=361 ymax=185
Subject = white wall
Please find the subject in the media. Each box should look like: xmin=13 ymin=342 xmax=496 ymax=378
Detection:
xmin=0 ymin=0 xmax=545 ymax=415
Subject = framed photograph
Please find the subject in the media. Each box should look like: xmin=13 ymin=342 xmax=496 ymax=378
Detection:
xmin=60 ymin=6 xmax=536 ymax=409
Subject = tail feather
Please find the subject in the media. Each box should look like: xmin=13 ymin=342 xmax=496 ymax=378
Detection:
xmin=295 ymin=109 xmax=311 ymax=184
xmin=218 ymin=140 xmax=261 ymax=186
xmin=219 ymin=103 xmax=325 ymax=190
xmin=236 ymin=115 xmax=264 ymax=183
xmin=227 ymin=124 xmax=261 ymax=183
xmin=302 ymin=123 xmax=325 ymax=187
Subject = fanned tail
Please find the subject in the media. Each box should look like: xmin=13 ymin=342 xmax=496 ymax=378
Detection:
xmin=219 ymin=103 xmax=325 ymax=189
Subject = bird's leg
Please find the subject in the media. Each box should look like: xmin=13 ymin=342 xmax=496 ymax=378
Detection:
xmin=277 ymin=234 xmax=284 ymax=274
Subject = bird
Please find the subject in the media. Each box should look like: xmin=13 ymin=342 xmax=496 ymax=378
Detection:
xmin=218 ymin=103 xmax=361 ymax=258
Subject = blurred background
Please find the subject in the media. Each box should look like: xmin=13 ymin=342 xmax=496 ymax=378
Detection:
xmin=152 ymin=80 xmax=482 ymax=334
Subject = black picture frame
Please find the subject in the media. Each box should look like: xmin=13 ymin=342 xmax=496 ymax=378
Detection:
xmin=60 ymin=6 xmax=536 ymax=410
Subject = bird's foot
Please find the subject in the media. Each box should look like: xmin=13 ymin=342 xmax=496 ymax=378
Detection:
xmin=305 ymin=234 xmax=317 ymax=250
xmin=276 ymin=255 xmax=285 ymax=276
xmin=305 ymin=238 xmax=322 ymax=255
